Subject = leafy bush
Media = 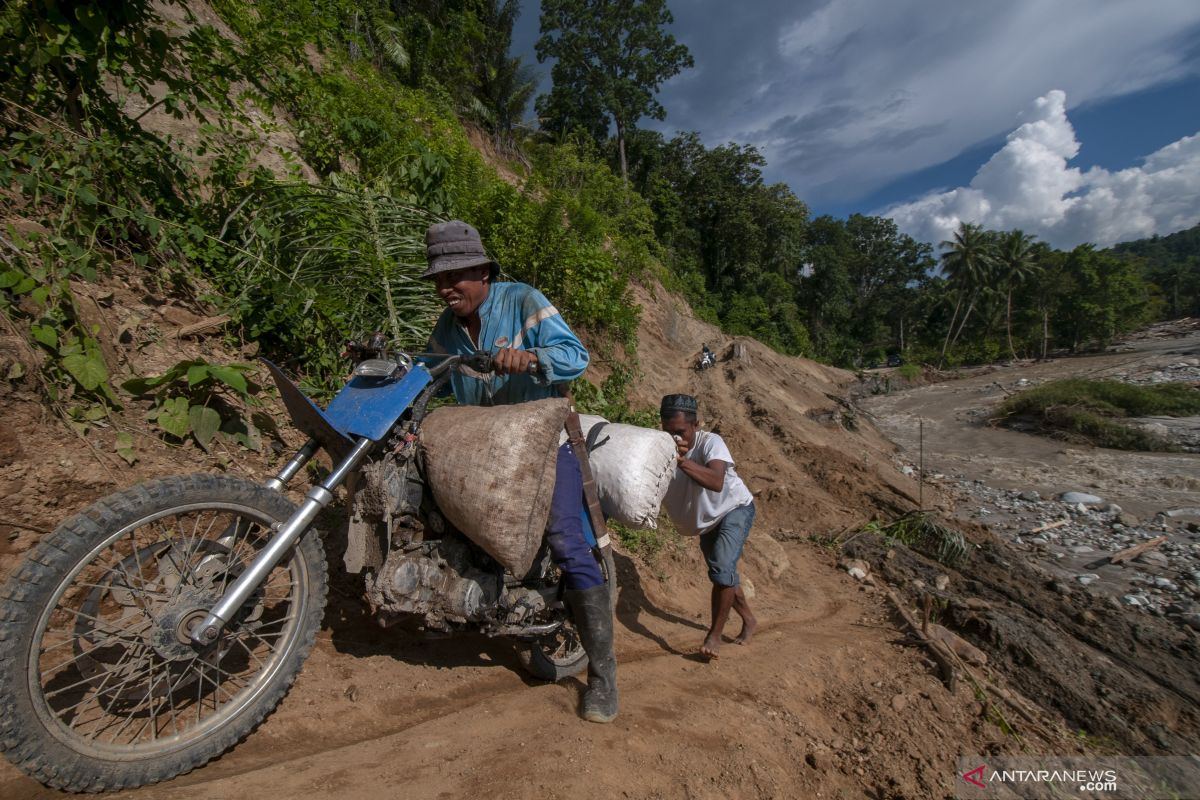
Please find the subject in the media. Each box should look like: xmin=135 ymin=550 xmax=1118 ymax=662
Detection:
xmin=123 ymin=359 xmax=270 ymax=451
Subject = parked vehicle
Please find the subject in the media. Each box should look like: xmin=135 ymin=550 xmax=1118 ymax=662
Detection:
xmin=0 ymin=341 xmax=613 ymax=791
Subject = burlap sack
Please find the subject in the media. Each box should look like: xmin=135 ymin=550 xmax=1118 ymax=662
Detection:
xmin=419 ymin=398 xmax=570 ymax=575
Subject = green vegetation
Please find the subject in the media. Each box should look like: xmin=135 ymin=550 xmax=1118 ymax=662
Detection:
xmin=994 ymin=379 xmax=1200 ymax=451
xmin=1110 ymin=222 xmax=1200 ymax=319
xmin=1 ymin=0 xmax=1195 ymax=457
xmin=536 ymin=0 xmax=693 ymax=181
xmin=122 ymin=359 xmax=269 ymax=452
xmin=610 ymin=517 xmax=684 ymax=566
xmin=860 ymin=512 xmax=969 ymax=568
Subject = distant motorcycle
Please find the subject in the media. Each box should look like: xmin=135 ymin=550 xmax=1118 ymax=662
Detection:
xmin=0 ymin=340 xmax=613 ymax=791
xmin=696 ymin=347 xmax=717 ymax=370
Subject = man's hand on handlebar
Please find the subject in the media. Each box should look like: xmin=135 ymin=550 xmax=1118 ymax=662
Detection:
xmin=491 ymin=347 xmax=539 ymax=376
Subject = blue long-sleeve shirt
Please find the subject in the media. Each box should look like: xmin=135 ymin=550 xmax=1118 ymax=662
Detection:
xmin=424 ymin=282 xmax=588 ymax=406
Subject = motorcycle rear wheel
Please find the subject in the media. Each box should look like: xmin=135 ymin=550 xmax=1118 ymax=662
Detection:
xmin=518 ymin=548 xmax=617 ymax=681
xmin=0 ymin=474 xmax=327 ymax=792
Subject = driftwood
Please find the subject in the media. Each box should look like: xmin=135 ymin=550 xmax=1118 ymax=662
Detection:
xmin=883 ymin=582 xmax=1061 ymax=744
xmin=1109 ymin=535 xmax=1168 ymax=565
xmin=1029 ymin=519 xmax=1069 ymax=534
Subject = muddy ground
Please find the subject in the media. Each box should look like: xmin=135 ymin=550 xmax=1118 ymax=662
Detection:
xmin=2 ymin=280 xmax=1199 ymax=799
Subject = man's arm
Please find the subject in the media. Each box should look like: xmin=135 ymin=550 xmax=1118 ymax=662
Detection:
xmin=517 ymin=287 xmax=589 ymax=384
xmin=678 ymin=457 xmax=728 ymax=493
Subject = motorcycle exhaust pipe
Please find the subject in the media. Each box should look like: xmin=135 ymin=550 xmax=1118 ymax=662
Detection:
xmin=191 ymin=437 xmax=376 ymax=647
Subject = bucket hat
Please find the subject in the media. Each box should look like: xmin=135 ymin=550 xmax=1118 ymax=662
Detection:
xmin=421 ymin=220 xmax=499 ymax=280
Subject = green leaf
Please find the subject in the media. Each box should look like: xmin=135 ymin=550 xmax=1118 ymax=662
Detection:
xmin=0 ymin=270 xmax=23 ymax=289
xmin=157 ymin=396 xmax=191 ymax=438
xmin=30 ymin=324 xmax=58 ymax=349
xmin=115 ymin=431 xmax=137 ymax=465
xmin=208 ymin=365 xmax=248 ymax=395
xmin=6 ymin=361 xmax=25 ymax=380
xmin=189 ymin=404 xmax=221 ymax=450
xmin=62 ymin=352 xmax=108 ymax=390
xmin=186 ymin=363 xmax=210 ymax=386
xmin=75 ymin=185 xmax=98 ymax=206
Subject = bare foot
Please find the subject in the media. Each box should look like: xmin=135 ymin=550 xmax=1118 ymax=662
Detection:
xmin=734 ymin=615 xmax=757 ymax=645
xmin=700 ymin=632 xmax=721 ymax=659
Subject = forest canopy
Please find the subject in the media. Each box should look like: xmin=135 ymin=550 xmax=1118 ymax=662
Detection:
xmin=0 ymin=0 xmax=1195 ymax=440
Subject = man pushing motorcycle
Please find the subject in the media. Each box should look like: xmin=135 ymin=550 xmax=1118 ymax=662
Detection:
xmin=420 ymin=220 xmax=618 ymax=724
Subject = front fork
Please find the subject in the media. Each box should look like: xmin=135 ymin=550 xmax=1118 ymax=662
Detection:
xmin=190 ymin=437 xmax=374 ymax=646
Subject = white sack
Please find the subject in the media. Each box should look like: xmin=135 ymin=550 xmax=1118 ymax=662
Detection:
xmin=564 ymin=414 xmax=677 ymax=530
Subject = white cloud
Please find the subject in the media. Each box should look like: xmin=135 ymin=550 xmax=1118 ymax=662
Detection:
xmin=883 ymin=90 xmax=1200 ymax=248
xmin=651 ymin=0 xmax=1200 ymax=207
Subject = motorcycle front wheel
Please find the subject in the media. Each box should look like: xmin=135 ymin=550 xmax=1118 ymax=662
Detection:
xmin=0 ymin=473 xmax=327 ymax=792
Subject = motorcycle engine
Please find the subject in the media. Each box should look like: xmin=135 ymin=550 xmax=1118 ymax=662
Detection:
xmin=366 ymin=534 xmax=503 ymax=629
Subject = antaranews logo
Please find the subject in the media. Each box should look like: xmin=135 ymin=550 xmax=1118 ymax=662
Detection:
xmin=961 ymin=765 xmax=986 ymax=789
xmin=958 ymin=754 xmax=1200 ymax=799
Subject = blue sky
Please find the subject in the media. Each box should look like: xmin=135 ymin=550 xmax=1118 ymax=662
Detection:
xmin=513 ymin=0 xmax=1200 ymax=248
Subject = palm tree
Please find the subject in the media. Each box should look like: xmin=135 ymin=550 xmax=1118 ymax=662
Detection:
xmin=228 ymin=175 xmax=445 ymax=352
xmin=995 ymin=229 xmax=1039 ymax=360
xmin=938 ymin=221 xmax=996 ymax=365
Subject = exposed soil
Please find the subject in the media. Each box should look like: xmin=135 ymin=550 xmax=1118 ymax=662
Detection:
xmin=3 ymin=276 xmax=1199 ymax=799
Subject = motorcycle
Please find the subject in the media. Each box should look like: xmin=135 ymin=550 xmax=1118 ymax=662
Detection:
xmin=0 ymin=341 xmax=613 ymax=792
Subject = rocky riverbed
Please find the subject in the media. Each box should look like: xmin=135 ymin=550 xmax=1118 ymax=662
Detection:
xmin=939 ymin=477 xmax=1200 ymax=629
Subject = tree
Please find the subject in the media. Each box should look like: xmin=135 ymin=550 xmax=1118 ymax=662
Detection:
xmin=1057 ymin=245 xmax=1148 ymax=351
xmin=995 ymin=229 xmax=1040 ymax=360
xmin=471 ymin=0 xmax=538 ymax=149
xmin=535 ymin=0 xmax=693 ymax=181
xmin=938 ymin=221 xmax=997 ymax=365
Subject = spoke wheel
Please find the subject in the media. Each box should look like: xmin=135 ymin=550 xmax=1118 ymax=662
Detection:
xmin=0 ymin=474 xmax=327 ymax=792
xmin=518 ymin=548 xmax=616 ymax=682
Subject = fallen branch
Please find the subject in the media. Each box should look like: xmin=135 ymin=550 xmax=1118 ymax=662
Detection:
xmin=1029 ymin=519 xmax=1069 ymax=534
xmin=1109 ymin=535 xmax=1168 ymax=565
xmin=881 ymin=583 xmax=957 ymax=692
xmin=0 ymin=519 xmax=53 ymax=535
xmin=176 ymin=314 xmax=231 ymax=339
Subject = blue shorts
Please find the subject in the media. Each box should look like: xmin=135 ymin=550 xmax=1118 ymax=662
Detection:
xmin=698 ymin=502 xmax=755 ymax=587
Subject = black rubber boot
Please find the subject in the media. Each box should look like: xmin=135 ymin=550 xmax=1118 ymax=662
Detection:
xmin=566 ymin=583 xmax=618 ymax=723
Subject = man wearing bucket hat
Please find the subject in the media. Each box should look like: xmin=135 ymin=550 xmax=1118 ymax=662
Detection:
xmin=421 ymin=220 xmax=618 ymax=723
xmin=659 ymin=393 xmax=758 ymax=658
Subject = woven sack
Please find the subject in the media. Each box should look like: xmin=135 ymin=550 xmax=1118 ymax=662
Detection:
xmin=420 ymin=398 xmax=569 ymax=574
xmin=563 ymin=414 xmax=677 ymax=529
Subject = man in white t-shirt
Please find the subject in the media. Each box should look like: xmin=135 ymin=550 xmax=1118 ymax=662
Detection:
xmin=659 ymin=394 xmax=757 ymax=658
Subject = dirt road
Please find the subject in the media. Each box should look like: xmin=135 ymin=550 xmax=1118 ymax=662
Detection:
xmin=0 ymin=541 xmax=1000 ymax=800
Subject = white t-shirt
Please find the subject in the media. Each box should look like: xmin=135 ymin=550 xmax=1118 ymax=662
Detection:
xmin=661 ymin=430 xmax=754 ymax=536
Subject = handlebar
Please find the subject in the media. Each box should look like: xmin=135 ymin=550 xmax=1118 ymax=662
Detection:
xmin=419 ymin=350 xmax=539 ymax=377
xmin=424 ymin=350 xmax=495 ymax=377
